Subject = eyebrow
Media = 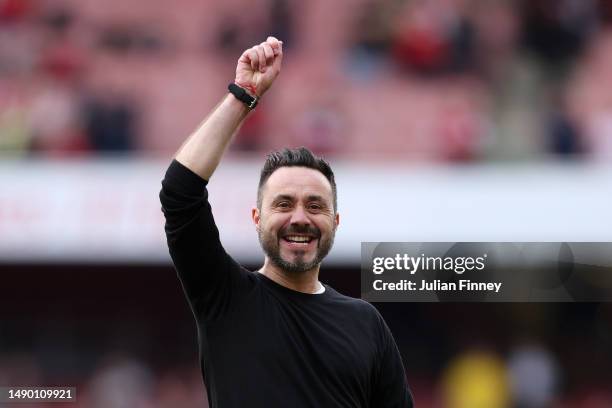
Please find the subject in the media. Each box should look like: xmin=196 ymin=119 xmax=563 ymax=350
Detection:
xmin=271 ymin=194 xmax=329 ymax=204
xmin=305 ymin=195 xmax=326 ymax=203
xmin=271 ymin=194 xmax=295 ymax=202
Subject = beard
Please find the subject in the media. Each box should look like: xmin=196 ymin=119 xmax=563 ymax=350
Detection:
xmin=258 ymin=223 xmax=335 ymax=274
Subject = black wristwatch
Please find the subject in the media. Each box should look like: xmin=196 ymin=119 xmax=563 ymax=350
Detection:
xmin=228 ymin=83 xmax=259 ymax=109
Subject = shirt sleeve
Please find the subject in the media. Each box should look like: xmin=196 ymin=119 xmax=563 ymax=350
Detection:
xmin=371 ymin=314 xmax=415 ymax=408
xmin=159 ymin=159 xmax=250 ymax=321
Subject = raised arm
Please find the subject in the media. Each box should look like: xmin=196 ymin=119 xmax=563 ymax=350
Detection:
xmin=175 ymin=36 xmax=283 ymax=180
xmin=159 ymin=37 xmax=283 ymax=320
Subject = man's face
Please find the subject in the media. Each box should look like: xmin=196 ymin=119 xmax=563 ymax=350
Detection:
xmin=253 ymin=167 xmax=339 ymax=274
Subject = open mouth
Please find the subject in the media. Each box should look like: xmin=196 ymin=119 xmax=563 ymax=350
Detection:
xmin=282 ymin=235 xmax=317 ymax=246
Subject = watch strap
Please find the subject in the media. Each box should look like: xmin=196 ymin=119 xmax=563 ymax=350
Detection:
xmin=228 ymin=83 xmax=258 ymax=109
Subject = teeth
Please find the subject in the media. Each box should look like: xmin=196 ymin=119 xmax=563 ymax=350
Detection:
xmin=285 ymin=236 xmax=312 ymax=243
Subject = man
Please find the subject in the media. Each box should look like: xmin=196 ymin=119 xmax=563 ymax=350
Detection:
xmin=159 ymin=36 xmax=413 ymax=407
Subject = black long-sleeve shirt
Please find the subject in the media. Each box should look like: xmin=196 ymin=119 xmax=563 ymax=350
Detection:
xmin=159 ymin=159 xmax=413 ymax=408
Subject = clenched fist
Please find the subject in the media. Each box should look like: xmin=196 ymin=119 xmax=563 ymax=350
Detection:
xmin=235 ymin=36 xmax=283 ymax=98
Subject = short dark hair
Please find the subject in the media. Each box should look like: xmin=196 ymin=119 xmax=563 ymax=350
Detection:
xmin=257 ymin=147 xmax=337 ymax=212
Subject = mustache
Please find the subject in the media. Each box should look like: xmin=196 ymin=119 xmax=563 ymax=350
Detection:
xmin=279 ymin=225 xmax=321 ymax=238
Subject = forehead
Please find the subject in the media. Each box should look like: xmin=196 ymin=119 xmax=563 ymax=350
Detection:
xmin=262 ymin=167 xmax=333 ymax=202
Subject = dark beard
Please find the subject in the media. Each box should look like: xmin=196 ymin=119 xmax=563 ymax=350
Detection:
xmin=258 ymin=224 xmax=335 ymax=274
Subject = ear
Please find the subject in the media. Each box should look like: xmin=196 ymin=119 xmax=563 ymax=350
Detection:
xmin=252 ymin=206 xmax=261 ymax=231
xmin=334 ymin=212 xmax=340 ymax=230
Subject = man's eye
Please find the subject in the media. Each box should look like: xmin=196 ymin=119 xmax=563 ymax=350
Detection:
xmin=309 ymin=204 xmax=322 ymax=210
xmin=277 ymin=201 xmax=291 ymax=208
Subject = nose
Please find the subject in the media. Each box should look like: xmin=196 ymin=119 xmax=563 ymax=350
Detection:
xmin=289 ymin=204 xmax=310 ymax=226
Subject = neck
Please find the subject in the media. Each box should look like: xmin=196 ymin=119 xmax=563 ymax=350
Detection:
xmin=259 ymin=258 xmax=321 ymax=294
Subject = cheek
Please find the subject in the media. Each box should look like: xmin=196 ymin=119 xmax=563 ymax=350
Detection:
xmin=261 ymin=215 xmax=286 ymax=235
xmin=317 ymin=217 xmax=336 ymax=234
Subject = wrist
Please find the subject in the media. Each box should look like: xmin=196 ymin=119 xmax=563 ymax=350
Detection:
xmin=228 ymin=82 xmax=259 ymax=109
xmin=234 ymin=81 xmax=258 ymax=98
xmin=225 ymin=92 xmax=250 ymax=113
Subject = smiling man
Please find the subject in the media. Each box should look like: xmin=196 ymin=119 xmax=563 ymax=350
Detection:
xmin=159 ymin=36 xmax=413 ymax=407
xmin=254 ymin=151 xmax=339 ymax=293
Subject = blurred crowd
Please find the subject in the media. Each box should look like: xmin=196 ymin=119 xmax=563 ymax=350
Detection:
xmin=2 ymin=302 xmax=611 ymax=408
xmin=2 ymin=0 xmax=612 ymax=160
xmin=0 ymin=353 xmax=207 ymax=408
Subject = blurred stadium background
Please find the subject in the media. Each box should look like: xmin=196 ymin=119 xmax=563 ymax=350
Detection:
xmin=2 ymin=0 xmax=612 ymax=406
